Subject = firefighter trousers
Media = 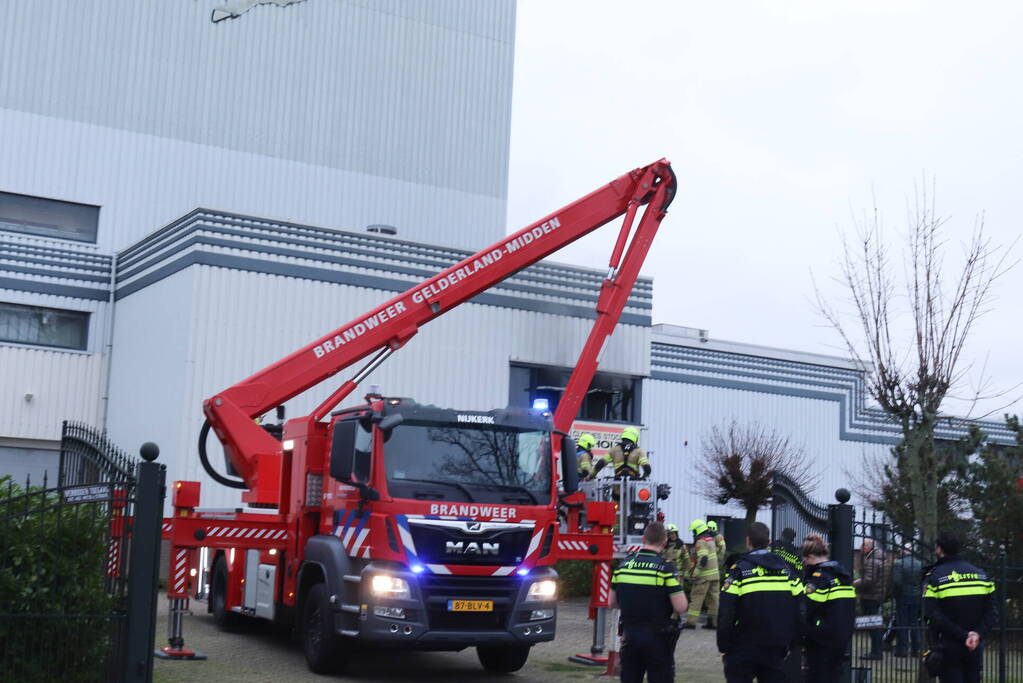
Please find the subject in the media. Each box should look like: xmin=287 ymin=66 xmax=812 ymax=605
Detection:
xmin=685 ymin=579 xmax=719 ymax=625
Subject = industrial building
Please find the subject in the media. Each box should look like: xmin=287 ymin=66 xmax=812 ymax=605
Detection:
xmin=1 ymin=1 xmax=1010 ymax=526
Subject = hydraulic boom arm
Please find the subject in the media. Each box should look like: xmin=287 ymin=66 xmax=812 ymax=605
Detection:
xmin=203 ymin=160 xmax=676 ymax=503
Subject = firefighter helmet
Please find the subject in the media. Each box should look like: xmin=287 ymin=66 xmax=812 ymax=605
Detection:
xmin=665 ymin=523 xmax=679 ymax=533
xmin=577 ymin=433 xmax=596 ymax=451
xmin=621 ymin=426 xmax=640 ymax=444
xmin=689 ymin=519 xmax=707 ymax=534
xmin=707 ymin=520 xmax=718 ymax=532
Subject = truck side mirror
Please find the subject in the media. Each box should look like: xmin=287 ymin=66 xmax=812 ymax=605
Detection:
xmin=378 ymin=413 xmax=403 ymax=433
xmin=330 ymin=420 xmax=357 ymax=481
xmin=560 ymin=435 xmax=579 ymax=494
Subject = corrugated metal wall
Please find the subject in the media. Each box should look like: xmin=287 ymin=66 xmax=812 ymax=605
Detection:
xmin=0 ymin=344 xmax=103 ymax=441
xmin=644 ymin=377 xmax=890 ymax=531
xmin=0 ymin=0 xmax=515 ymax=252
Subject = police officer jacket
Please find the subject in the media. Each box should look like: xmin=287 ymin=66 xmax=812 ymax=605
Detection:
xmin=717 ymin=549 xmax=802 ymax=653
xmin=803 ymin=560 xmax=855 ymax=649
xmin=922 ymin=556 xmax=995 ymax=645
xmin=611 ymin=549 xmax=684 ymax=631
xmin=769 ymin=539 xmax=804 ymax=573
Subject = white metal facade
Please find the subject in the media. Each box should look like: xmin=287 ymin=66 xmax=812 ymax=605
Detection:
xmin=0 ymin=1 xmax=515 ymax=252
xmin=644 ymin=325 xmax=1017 ymax=529
xmin=0 ymin=0 xmax=515 ymax=471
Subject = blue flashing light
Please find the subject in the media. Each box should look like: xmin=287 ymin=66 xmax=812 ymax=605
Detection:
xmin=411 ymin=564 xmax=425 ymax=574
xmin=531 ymin=398 xmax=550 ymax=411
xmin=516 ymin=568 xmax=529 ymax=576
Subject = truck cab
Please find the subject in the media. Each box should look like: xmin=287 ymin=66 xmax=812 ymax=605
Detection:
xmin=284 ymin=397 xmax=566 ymax=673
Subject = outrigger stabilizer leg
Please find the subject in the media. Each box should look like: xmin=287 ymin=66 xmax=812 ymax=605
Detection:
xmin=154 ymin=546 xmax=207 ymax=661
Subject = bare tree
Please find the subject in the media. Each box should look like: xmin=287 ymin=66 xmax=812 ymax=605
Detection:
xmin=815 ymin=182 xmax=1014 ymax=546
xmin=694 ymin=421 xmax=818 ymax=528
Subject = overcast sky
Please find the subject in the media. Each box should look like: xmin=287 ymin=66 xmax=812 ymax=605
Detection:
xmin=506 ymin=0 xmax=1023 ymax=421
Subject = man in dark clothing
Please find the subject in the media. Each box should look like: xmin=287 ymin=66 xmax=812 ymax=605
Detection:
xmin=892 ymin=543 xmax=923 ymax=657
xmin=923 ymin=532 xmax=996 ymax=683
xmin=769 ymin=527 xmax=803 ymax=573
xmin=718 ymin=522 xmax=803 ymax=683
xmin=611 ymin=522 xmax=689 ymax=683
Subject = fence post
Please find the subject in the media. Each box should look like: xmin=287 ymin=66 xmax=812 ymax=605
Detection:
xmin=123 ymin=443 xmax=166 ymax=683
xmin=998 ymin=549 xmax=1007 ymax=683
xmin=829 ymin=488 xmax=854 ymax=683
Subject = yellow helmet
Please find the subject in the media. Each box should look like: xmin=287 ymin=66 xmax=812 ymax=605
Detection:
xmin=665 ymin=523 xmax=679 ymax=533
xmin=707 ymin=520 xmax=718 ymax=532
xmin=621 ymin=426 xmax=640 ymax=444
xmin=689 ymin=519 xmax=707 ymax=534
xmin=577 ymin=433 xmax=596 ymax=451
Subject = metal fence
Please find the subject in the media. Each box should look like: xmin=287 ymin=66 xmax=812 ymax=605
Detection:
xmin=59 ymin=420 xmax=138 ymax=487
xmin=0 ymin=429 xmax=165 ymax=682
xmin=851 ymin=507 xmax=1023 ymax=683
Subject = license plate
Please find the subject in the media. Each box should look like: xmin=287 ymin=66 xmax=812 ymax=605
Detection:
xmin=447 ymin=599 xmax=493 ymax=612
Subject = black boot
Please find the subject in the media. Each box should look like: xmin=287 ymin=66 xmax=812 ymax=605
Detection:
xmin=702 ymin=619 xmax=716 ymax=630
xmin=681 ymin=623 xmax=696 ymax=630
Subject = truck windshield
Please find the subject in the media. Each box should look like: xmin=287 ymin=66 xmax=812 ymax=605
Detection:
xmin=384 ymin=421 xmax=551 ymax=505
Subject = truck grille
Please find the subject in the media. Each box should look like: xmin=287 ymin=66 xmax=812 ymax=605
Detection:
xmin=418 ymin=574 xmax=520 ymax=632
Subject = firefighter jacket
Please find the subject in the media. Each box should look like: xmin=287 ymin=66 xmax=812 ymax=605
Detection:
xmin=662 ymin=538 xmax=692 ymax=576
xmin=717 ymin=549 xmax=803 ymax=654
xmin=769 ymin=539 xmax=804 ymax=574
xmin=714 ymin=533 xmax=726 ymax=565
xmin=922 ymin=556 xmax=996 ymax=645
xmin=611 ymin=549 xmax=684 ymax=631
xmin=576 ymin=446 xmax=593 ymax=477
xmin=692 ymin=531 xmax=720 ymax=583
xmin=802 ymin=560 xmax=855 ymax=649
xmin=607 ymin=441 xmax=649 ymax=479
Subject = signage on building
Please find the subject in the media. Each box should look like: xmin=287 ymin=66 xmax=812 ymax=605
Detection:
xmin=569 ymin=421 xmax=640 ymax=458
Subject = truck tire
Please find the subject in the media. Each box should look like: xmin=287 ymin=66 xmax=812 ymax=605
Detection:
xmin=477 ymin=644 xmax=530 ymax=673
xmin=211 ymin=557 xmax=241 ymax=630
xmin=303 ymin=583 xmax=349 ymax=674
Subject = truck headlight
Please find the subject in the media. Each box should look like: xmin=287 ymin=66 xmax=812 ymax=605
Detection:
xmin=370 ymin=575 xmax=410 ymax=600
xmin=527 ymin=579 xmax=557 ymax=601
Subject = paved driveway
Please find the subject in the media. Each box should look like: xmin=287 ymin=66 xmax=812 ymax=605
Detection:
xmin=153 ymin=595 xmax=726 ymax=682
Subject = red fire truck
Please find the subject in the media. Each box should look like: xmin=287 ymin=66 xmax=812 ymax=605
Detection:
xmin=160 ymin=159 xmax=677 ymax=673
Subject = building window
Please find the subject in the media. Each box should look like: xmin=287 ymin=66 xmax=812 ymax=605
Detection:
xmin=0 ymin=302 xmax=89 ymax=350
xmin=0 ymin=191 xmax=99 ymax=242
xmin=509 ymin=363 xmax=641 ymax=424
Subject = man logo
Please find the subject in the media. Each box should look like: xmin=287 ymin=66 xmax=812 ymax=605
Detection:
xmin=466 ymin=522 xmax=482 ymax=532
xmin=445 ymin=541 xmax=500 ymax=556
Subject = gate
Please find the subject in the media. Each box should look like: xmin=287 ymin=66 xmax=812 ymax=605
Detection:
xmin=0 ymin=424 xmax=165 ymax=682
xmin=851 ymin=508 xmax=1023 ymax=683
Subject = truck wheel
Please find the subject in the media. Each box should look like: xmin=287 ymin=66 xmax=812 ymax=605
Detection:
xmin=303 ymin=583 xmax=349 ymax=674
xmin=477 ymin=644 xmax=530 ymax=673
xmin=211 ymin=557 xmax=241 ymax=630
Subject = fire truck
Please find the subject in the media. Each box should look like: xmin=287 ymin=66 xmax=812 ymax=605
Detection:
xmin=159 ymin=159 xmax=677 ymax=674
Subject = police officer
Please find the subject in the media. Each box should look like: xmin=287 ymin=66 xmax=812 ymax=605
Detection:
xmin=592 ymin=427 xmax=649 ymax=480
xmin=610 ymin=522 xmax=688 ymax=683
xmin=923 ymin=531 xmax=996 ymax=683
xmin=683 ymin=519 xmax=720 ymax=630
xmin=800 ymin=534 xmax=855 ymax=683
xmin=662 ymin=523 xmax=692 ymax=579
xmin=708 ymin=520 xmax=726 ymax=566
xmin=769 ymin=527 xmax=803 ymax=574
xmin=718 ymin=521 xmax=802 ymax=683
xmin=576 ymin=433 xmax=597 ymax=479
